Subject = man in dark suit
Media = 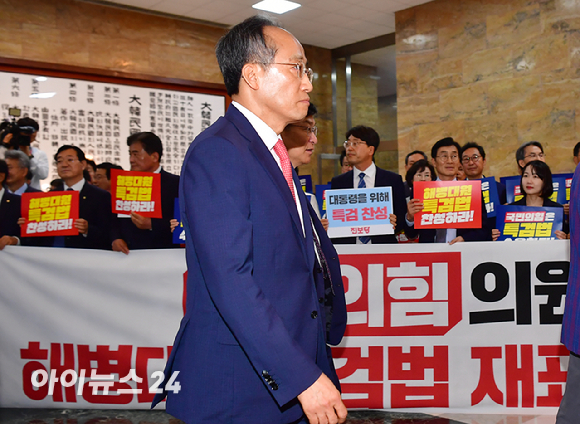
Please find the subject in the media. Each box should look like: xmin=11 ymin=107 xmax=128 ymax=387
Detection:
xmin=0 ymin=159 xmax=21 ymax=250
xmin=93 ymin=162 xmax=123 ymax=193
xmin=4 ymin=150 xmax=41 ymax=195
xmin=51 ymin=145 xmax=113 ymax=249
xmin=461 ymin=142 xmax=506 ymax=203
xmin=281 ymin=103 xmax=348 ymax=387
xmin=330 ymin=125 xmax=408 ymax=244
xmin=152 ymin=16 xmax=347 ymax=424
xmin=111 ymin=132 xmax=179 ymax=253
xmin=557 ymin=162 xmax=580 ymax=423
xmin=406 ymin=137 xmax=491 ymax=243
xmin=461 ymin=142 xmax=506 ymax=231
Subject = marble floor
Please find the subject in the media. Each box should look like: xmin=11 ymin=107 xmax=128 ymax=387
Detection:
xmin=0 ymin=409 xmax=556 ymax=424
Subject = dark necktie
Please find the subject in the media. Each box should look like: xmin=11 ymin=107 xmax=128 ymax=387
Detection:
xmin=53 ymin=188 xmax=75 ymax=248
xmin=357 ymin=173 xmax=370 ymax=244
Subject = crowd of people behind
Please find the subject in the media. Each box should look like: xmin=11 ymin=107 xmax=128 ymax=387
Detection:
xmin=337 ymin=131 xmax=575 ymax=244
xmin=0 ymin=113 xmax=576 ymax=251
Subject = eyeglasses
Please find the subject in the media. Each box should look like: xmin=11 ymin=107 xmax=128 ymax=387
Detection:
xmin=270 ymin=62 xmax=314 ymax=83
xmin=436 ymin=154 xmax=459 ymax=162
xmin=344 ymin=140 xmax=367 ymax=148
xmin=462 ymin=154 xmax=481 ymax=164
xmin=525 ymin=152 xmax=545 ymax=160
xmin=288 ymin=124 xmax=317 ymax=136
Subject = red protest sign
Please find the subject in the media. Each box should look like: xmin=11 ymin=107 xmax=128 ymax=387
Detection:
xmin=21 ymin=191 xmax=79 ymax=237
xmin=414 ymin=180 xmax=482 ymax=229
xmin=110 ymin=169 xmax=162 ymax=218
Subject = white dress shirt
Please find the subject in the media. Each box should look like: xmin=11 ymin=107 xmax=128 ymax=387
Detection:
xmin=352 ymin=162 xmax=376 ymax=244
xmin=232 ymin=101 xmax=304 ymax=235
xmin=353 ymin=162 xmax=376 ymax=189
xmin=7 ymin=182 xmax=28 ymax=196
xmin=63 ymin=178 xmax=86 ymax=192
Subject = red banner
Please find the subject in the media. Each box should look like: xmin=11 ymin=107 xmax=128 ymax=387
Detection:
xmin=110 ymin=170 xmax=162 ymax=218
xmin=21 ymin=191 xmax=79 ymax=237
xmin=414 ymin=180 xmax=482 ymax=229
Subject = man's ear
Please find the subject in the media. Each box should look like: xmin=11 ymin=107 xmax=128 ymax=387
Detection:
xmin=241 ymin=63 xmax=261 ymax=91
xmin=151 ymin=152 xmax=160 ymax=163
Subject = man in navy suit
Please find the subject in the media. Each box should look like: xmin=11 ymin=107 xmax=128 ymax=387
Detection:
xmin=406 ymin=137 xmax=491 ymax=243
xmin=557 ymin=164 xmax=580 ymax=423
xmin=152 ymin=16 xmax=347 ymax=424
xmin=461 ymin=142 xmax=506 ymax=203
xmin=51 ymin=145 xmax=113 ymax=249
xmin=4 ymin=150 xmax=41 ymax=195
xmin=281 ymin=102 xmax=348 ymax=387
xmin=111 ymin=132 xmax=179 ymax=253
xmin=0 ymin=159 xmax=21 ymax=250
xmin=330 ymin=125 xmax=408 ymax=244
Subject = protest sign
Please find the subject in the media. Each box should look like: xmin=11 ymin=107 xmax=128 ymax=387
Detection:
xmin=326 ymin=187 xmax=393 ymax=238
xmin=110 ymin=169 xmax=162 ymax=218
xmin=21 ymin=191 xmax=79 ymax=237
xmin=481 ymin=177 xmax=500 ymax=218
xmin=414 ymin=180 xmax=481 ymax=229
xmin=496 ymin=205 xmax=563 ymax=240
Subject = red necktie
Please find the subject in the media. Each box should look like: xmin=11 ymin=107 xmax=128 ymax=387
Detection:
xmin=273 ymin=138 xmax=295 ymax=202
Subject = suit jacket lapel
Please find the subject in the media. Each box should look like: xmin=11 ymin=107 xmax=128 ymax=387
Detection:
xmin=227 ymin=107 xmax=304 ymax=241
xmin=374 ymin=167 xmax=382 ymax=187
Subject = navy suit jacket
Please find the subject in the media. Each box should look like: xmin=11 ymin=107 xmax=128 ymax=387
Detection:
xmin=111 ymin=169 xmax=179 ymax=249
xmin=0 ymin=191 xmax=21 ymax=238
xmin=330 ymin=166 xmax=409 ymax=244
xmin=24 ymin=185 xmax=41 ymax=194
xmin=562 ymin=165 xmax=580 ymax=354
xmin=152 ymin=106 xmax=343 ymax=424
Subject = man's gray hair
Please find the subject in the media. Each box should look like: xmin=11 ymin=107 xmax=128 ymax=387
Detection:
xmin=5 ymin=149 xmax=30 ymax=170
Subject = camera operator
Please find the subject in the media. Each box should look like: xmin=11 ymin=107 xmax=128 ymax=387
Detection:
xmin=1 ymin=117 xmax=49 ymax=190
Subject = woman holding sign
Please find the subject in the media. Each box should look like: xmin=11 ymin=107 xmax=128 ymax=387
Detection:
xmin=492 ymin=160 xmax=567 ymax=240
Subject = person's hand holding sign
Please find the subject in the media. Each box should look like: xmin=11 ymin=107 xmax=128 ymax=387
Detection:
xmin=406 ymin=199 xmax=424 ymax=222
xmin=131 ymin=212 xmax=152 ymax=230
xmin=74 ymin=219 xmax=89 ymax=234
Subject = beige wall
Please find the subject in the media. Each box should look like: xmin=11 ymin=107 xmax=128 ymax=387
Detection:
xmin=395 ymin=0 xmax=580 ymax=178
xmin=0 ymin=0 xmax=226 ymax=84
xmin=0 ymin=0 xmax=338 ymax=185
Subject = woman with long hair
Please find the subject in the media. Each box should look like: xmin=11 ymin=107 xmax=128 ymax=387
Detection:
xmin=493 ymin=160 xmax=567 ymax=240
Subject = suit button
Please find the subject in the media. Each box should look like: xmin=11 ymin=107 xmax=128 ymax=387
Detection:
xmin=318 ymin=297 xmax=324 ymax=304
xmin=262 ymin=370 xmax=270 ymax=378
xmin=271 ymin=382 xmax=278 ymax=390
xmin=311 ymin=311 xmax=318 ymax=319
